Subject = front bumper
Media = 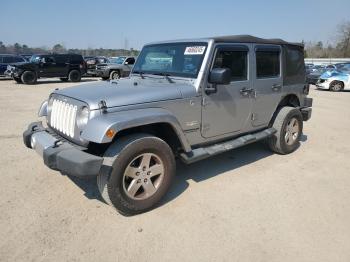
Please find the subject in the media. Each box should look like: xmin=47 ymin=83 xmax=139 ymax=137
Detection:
xmin=95 ymin=70 xmax=109 ymax=77
xmin=316 ymin=80 xmax=329 ymax=89
xmin=23 ymin=122 xmax=103 ymax=177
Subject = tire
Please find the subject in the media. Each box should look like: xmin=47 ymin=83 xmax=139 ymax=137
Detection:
xmin=109 ymin=70 xmax=120 ymax=80
xmin=68 ymin=70 xmax=81 ymax=82
xmin=13 ymin=77 xmax=22 ymax=84
xmin=60 ymin=77 xmax=68 ymax=82
xmin=97 ymin=133 xmax=175 ymax=215
xmin=21 ymin=71 xmax=37 ymax=85
xmin=267 ymin=106 xmax=303 ymax=155
xmin=329 ymin=80 xmax=344 ymax=92
xmin=101 ymin=76 xmax=109 ymax=81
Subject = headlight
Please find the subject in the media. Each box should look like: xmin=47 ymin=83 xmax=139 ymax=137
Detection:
xmin=47 ymin=97 xmax=54 ymax=113
xmin=77 ymin=106 xmax=89 ymax=128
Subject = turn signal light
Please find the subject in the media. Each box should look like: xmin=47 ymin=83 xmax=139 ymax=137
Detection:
xmin=106 ymin=129 xmax=116 ymax=138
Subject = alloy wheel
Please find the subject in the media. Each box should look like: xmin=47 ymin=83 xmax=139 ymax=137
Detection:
xmin=122 ymin=153 xmax=164 ymax=200
xmin=284 ymin=117 xmax=299 ymax=145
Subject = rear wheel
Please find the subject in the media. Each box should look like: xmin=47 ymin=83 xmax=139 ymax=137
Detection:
xmin=97 ymin=134 xmax=175 ymax=215
xmin=329 ymin=80 xmax=344 ymax=91
xmin=109 ymin=70 xmax=120 ymax=80
xmin=21 ymin=71 xmax=37 ymax=84
xmin=267 ymin=107 xmax=303 ymax=154
xmin=68 ymin=70 xmax=81 ymax=82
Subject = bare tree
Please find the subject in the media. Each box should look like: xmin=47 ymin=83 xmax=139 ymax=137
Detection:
xmin=337 ymin=21 xmax=350 ymax=57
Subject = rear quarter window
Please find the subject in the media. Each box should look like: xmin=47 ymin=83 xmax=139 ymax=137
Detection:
xmin=284 ymin=45 xmax=305 ymax=85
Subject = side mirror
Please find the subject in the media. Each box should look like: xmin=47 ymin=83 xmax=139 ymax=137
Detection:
xmin=209 ymin=68 xmax=231 ymax=85
xmin=124 ymin=61 xmax=129 ymax=65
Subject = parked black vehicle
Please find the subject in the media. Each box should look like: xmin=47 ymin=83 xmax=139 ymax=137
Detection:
xmin=306 ymin=65 xmax=326 ymax=85
xmin=11 ymin=54 xmax=87 ymax=84
xmin=84 ymin=56 xmax=109 ymax=76
xmin=0 ymin=54 xmax=26 ymax=77
xmin=19 ymin=54 xmax=33 ymax=61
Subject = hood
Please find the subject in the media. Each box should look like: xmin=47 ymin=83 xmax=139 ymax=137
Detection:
xmin=54 ymin=77 xmax=197 ymax=110
xmin=13 ymin=62 xmax=36 ymax=69
xmin=98 ymin=63 xmax=124 ymax=68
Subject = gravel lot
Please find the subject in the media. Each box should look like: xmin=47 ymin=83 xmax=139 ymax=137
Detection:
xmin=0 ymin=78 xmax=349 ymax=262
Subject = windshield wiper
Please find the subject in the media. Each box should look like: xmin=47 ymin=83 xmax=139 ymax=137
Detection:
xmin=152 ymin=72 xmax=175 ymax=83
xmin=133 ymin=70 xmax=145 ymax=79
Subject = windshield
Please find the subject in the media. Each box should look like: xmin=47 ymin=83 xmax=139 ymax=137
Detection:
xmin=132 ymin=42 xmax=208 ymax=78
xmin=338 ymin=63 xmax=350 ymax=72
xmin=109 ymin=57 xmax=126 ymax=64
xmin=30 ymin=55 xmax=42 ymax=63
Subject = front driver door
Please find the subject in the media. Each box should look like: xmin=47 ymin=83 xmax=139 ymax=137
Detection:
xmin=201 ymin=44 xmax=253 ymax=138
xmin=39 ymin=56 xmax=56 ymax=77
xmin=123 ymin=57 xmax=135 ymax=76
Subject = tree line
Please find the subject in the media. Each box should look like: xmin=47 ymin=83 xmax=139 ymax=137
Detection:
xmin=0 ymin=42 xmax=140 ymax=57
xmin=1 ymin=21 xmax=350 ymax=58
xmin=304 ymin=21 xmax=350 ymax=58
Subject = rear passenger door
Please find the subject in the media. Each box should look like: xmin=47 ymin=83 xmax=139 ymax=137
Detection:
xmin=251 ymin=45 xmax=283 ymax=127
xmin=54 ymin=55 xmax=69 ymax=76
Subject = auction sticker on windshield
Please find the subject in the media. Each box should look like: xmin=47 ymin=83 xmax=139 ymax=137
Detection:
xmin=184 ymin=46 xmax=206 ymax=55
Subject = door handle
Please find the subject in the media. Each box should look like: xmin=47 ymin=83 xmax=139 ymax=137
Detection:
xmin=272 ymin=84 xmax=282 ymax=91
xmin=240 ymin=87 xmax=253 ymax=96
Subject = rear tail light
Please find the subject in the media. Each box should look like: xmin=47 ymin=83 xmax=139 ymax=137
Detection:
xmin=303 ymin=84 xmax=310 ymax=95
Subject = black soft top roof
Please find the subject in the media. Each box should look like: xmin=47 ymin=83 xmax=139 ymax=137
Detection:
xmin=211 ymin=35 xmax=303 ymax=47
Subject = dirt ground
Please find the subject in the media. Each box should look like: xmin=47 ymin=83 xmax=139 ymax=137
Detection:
xmin=0 ymin=77 xmax=349 ymax=262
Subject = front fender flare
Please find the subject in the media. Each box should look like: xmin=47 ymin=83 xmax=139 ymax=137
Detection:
xmin=81 ymin=108 xmax=192 ymax=152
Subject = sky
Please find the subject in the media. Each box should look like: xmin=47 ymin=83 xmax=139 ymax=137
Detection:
xmin=1 ymin=0 xmax=350 ymax=50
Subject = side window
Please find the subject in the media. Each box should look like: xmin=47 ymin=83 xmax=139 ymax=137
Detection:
xmin=256 ymin=49 xmax=280 ymax=78
xmin=14 ymin=56 xmax=25 ymax=62
xmin=284 ymin=45 xmax=305 ymax=85
xmin=55 ymin=55 xmax=67 ymax=63
xmin=125 ymin=57 xmax=135 ymax=65
xmin=3 ymin=56 xmax=14 ymax=63
xmin=45 ymin=56 xmax=55 ymax=63
xmin=212 ymin=49 xmax=248 ymax=81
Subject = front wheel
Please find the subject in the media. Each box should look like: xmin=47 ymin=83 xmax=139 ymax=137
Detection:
xmin=21 ymin=71 xmax=37 ymax=84
xmin=329 ymin=80 xmax=344 ymax=92
xmin=109 ymin=70 xmax=120 ymax=80
xmin=97 ymin=134 xmax=175 ymax=215
xmin=267 ymin=107 xmax=303 ymax=155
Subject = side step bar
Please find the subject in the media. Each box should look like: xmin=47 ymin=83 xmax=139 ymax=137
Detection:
xmin=180 ymin=128 xmax=276 ymax=164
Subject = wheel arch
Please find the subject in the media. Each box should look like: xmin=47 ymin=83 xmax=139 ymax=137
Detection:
xmin=269 ymin=94 xmax=301 ymax=127
xmin=109 ymin=68 xmax=121 ymax=75
xmin=82 ymin=108 xmax=192 ymax=153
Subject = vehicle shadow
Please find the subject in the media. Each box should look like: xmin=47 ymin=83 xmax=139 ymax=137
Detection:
xmin=159 ymin=142 xmax=274 ymax=207
xmin=67 ymin=141 xmax=276 ymax=208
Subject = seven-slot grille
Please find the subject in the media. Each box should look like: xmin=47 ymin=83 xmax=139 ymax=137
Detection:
xmin=50 ymin=99 xmax=78 ymax=138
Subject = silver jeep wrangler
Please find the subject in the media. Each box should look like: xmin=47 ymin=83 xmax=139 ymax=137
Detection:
xmin=23 ymin=35 xmax=312 ymax=215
